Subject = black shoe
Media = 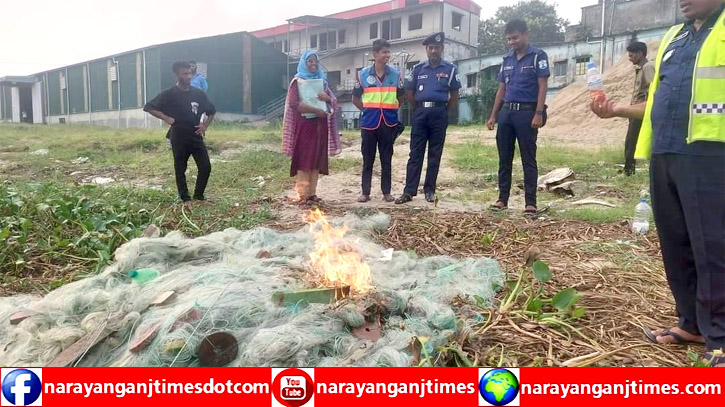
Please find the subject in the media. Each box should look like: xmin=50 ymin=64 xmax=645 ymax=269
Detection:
xmin=425 ymin=192 xmax=436 ymax=203
xmin=395 ymin=194 xmax=412 ymax=204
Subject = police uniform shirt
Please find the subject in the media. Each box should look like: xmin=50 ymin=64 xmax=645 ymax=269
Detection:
xmin=650 ymin=4 xmax=724 ymax=156
xmin=405 ymin=60 xmax=462 ymax=103
xmin=496 ymin=46 xmax=550 ymax=103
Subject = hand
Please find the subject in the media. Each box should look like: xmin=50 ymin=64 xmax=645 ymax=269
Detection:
xmin=317 ymin=92 xmax=331 ymax=102
xmin=590 ymin=95 xmax=619 ymax=119
xmin=165 ymin=117 xmax=175 ymax=126
xmin=315 ymin=108 xmax=328 ymax=117
xmin=195 ymin=123 xmax=207 ymax=135
xmin=486 ymin=117 xmax=497 ymax=131
xmin=531 ymin=113 xmax=544 ymax=129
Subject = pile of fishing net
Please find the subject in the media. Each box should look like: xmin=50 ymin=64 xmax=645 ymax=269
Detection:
xmin=0 ymin=212 xmax=503 ymax=367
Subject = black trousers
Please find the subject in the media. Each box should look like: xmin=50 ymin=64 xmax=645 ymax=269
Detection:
xmin=625 ymin=118 xmax=642 ymax=174
xmin=170 ymin=128 xmax=211 ymax=201
xmin=496 ymin=108 xmax=538 ymax=206
xmin=404 ymin=107 xmax=448 ymax=196
xmin=650 ymin=153 xmax=725 ymax=351
xmin=361 ymin=125 xmax=395 ymax=196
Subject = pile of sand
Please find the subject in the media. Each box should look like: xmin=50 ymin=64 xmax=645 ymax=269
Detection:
xmin=541 ymin=41 xmax=661 ymax=147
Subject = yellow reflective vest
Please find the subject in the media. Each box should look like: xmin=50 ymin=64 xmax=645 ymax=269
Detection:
xmin=635 ymin=10 xmax=725 ymax=159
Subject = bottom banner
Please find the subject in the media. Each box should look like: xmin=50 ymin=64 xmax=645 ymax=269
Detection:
xmin=0 ymin=367 xmax=722 ymax=407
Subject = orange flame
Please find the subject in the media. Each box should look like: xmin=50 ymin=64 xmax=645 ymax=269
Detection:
xmin=305 ymin=209 xmax=373 ymax=293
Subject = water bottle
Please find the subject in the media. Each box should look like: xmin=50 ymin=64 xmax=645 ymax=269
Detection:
xmin=129 ymin=268 xmax=160 ymax=284
xmin=632 ymin=198 xmax=651 ymax=235
xmin=586 ymin=62 xmax=605 ymax=101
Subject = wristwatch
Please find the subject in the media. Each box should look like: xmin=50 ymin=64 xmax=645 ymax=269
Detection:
xmin=535 ymin=110 xmax=544 ymax=115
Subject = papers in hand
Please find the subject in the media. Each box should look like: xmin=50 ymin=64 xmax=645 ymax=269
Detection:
xmin=298 ymin=79 xmax=328 ymax=119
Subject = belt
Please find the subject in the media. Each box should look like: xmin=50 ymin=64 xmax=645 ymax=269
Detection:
xmin=502 ymin=102 xmax=536 ymax=111
xmin=417 ymin=101 xmax=448 ymax=108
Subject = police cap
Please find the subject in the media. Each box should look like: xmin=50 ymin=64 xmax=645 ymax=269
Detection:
xmin=422 ymin=32 xmax=445 ymax=46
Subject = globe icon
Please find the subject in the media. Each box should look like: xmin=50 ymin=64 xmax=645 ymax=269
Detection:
xmin=479 ymin=368 xmax=519 ymax=406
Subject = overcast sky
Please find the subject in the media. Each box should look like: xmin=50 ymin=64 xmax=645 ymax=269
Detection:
xmin=0 ymin=0 xmax=593 ymax=77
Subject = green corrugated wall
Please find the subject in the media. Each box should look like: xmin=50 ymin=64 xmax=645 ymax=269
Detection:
xmin=67 ymin=65 xmax=86 ymax=114
xmin=158 ymin=33 xmax=245 ymax=113
xmin=33 ymin=32 xmax=288 ymax=118
xmin=47 ymin=71 xmax=62 ymax=115
xmin=117 ymin=53 xmax=139 ymax=109
xmin=250 ymin=35 xmax=287 ymax=112
xmin=1 ymin=86 xmax=11 ymax=119
xmin=144 ymin=47 xmax=161 ymax=105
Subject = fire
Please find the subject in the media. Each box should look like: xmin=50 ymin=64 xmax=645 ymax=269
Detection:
xmin=305 ymin=209 xmax=373 ymax=293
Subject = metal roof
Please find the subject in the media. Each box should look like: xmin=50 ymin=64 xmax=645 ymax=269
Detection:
xmin=0 ymin=76 xmax=38 ymax=86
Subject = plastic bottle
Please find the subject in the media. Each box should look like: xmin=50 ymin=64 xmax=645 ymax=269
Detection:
xmin=128 ymin=268 xmax=160 ymax=284
xmin=632 ymin=198 xmax=651 ymax=235
xmin=586 ymin=62 xmax=605 ymax=101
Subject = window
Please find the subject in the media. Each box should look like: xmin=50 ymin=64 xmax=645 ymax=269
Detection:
xmin=338 ymin=29 xmax=346 ymax=44
xmin=452 ymin=12 xmax=463 ymax=31
xmin=273 ymin=41 xmax=288 ymax=52
xmin=327 ymin=71 xmax=341 ymax=90
xmin=108 ymin=65 xmax=117 ymax=82
xmin=310 ymin=35 xmax=317 ymax=48
xmin=329 ymin=31 xmax=337 ymax=50
xmin=196 ymin=62 xmax=208 ymax=77
xmin=409 ymin=13 xmax=423 ymax=31
xmin=483 ymin=65 xmax=500 ymax=80
xmin=554 ymin=60 xmax=567 ymax=77
xmin=466 ymin=73 xmax=477 ymax=88
xmin=391 ymin=18 xmax=401 ymax=39
xmin=319 ymin=33 xmax=328 ymax=51
xmin=370 ymin=22 xmax=378 ymax=39
xmin=382 ymin=18 xmax=402 ymax=40
xmin=575 ymin=57 xmax=590 ymax=76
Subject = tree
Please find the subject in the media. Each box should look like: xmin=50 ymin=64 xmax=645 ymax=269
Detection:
xmin=478 ymin=0 xmax=569 ymax=55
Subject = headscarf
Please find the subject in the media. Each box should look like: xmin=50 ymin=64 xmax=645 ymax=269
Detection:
xmin=295 ymin=50 xmax=326 ymax=80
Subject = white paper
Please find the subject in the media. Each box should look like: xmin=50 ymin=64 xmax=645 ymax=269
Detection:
xmin=297 ymin=79 xmax=328 ymax=119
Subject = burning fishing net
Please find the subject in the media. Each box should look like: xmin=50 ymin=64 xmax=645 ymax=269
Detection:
xmin=0 ymin=211 xmax=503 ymax=367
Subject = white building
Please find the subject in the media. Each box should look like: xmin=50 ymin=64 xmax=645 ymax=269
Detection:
xmin=252 ymin=0 xmax=481 ymax=127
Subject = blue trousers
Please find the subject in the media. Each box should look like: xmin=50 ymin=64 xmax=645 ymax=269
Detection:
xmin=404 ymin=107 xmax=448 ymax=196
xmin=650 ymin=153 xmax=725 ymax=351
xmin=496 ymin=108 xmax=538 ymax=206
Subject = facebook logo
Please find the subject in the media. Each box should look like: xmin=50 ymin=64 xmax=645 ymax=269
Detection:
xmin=1 ymin=369 xmax=42 ymax=406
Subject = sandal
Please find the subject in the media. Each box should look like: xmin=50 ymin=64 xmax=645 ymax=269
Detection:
xmin=703 ymin=351 xmax=725 ymax=367
xmin=383 ymin=194 xmax=395 ymax=202
xmin=307 ymin=195 xmax=322 ymax=203
xmin=357 ymin=195 xmax=370 ymax=203
xmin=643 ymin=327 xmax=705 ymax=345
xmin=524 ymin=205 xmax=538 ymax=214
xmin=490 ymin=201 xmax=507 ymax=211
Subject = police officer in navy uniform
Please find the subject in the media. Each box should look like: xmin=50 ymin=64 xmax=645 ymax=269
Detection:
xmin=487 ymin=19 xmax=549 ymax=215
xmin=396 ymin=32 xmax=461 ymax=204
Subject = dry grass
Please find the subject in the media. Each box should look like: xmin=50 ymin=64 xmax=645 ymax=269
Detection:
xmin=270 ymin=208 xmax=695 ymax=367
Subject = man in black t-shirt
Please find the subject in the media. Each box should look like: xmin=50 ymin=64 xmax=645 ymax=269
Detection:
xmin=144 ymin=61 xmax=216 ymax=204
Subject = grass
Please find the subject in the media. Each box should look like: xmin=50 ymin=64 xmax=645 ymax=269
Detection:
xmin=448 ymin=140 xmax=650 ymax=223
xmin=0 ymin=122 xmax=651 ymax=293
xmin=0 ymin=123 xmax=290 ymax=293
